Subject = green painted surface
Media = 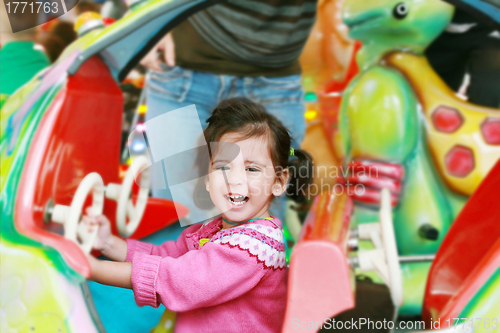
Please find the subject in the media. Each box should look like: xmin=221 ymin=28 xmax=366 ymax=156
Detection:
xmin=0 ymin=74 xmax=82 ymax=283
xmin=342 ymin=0 xmax=454 ymax=70
xmin=342 ymin=66 xmax=419 ymax=162
xmin=459 ymin=268 xmax=500 ymax=333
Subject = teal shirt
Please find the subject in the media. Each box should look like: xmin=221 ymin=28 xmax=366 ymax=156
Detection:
xmin=0 ymin=41 xmax=50 ymax=96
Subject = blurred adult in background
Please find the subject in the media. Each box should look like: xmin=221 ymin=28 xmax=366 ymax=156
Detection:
xmin=141 ymin=0 xmax=318 ymax=224
xmin=0 ymin=1 xmax=50 ymax=96
xmin=426 ymin=8 xmax=500 ymax=108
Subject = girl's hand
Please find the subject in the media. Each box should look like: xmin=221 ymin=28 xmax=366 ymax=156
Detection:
xmin=140 ymin=32 xmax=175 ymax=71
xmin=86 ymin=253 xmax=133 ymax=289
xmin=86 ymin=253 xmax=100 ymax=279
xmin=82 ymin=207 xmax=112 ymax=253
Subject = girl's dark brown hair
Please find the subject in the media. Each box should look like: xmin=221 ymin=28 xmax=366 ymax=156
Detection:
xmin=194 ymin=98 xmax=313 ymax=209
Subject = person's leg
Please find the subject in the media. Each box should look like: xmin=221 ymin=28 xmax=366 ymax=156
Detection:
xmin=240 ymin=74 xmax=307 ymax=223
xmin=243 ymin=74 xmax=306 ymax=148
xmin=426 ymin=26 xmax=500 ymax=107
xmin=425 ymin=32 xmax=469 ymax=92
xmin=146 ymin=65 xmax=216 ymax=124
xmin=145 ymin=66 xmax=220 ymax=224
xmin=466 ymin=36 xmax=500 ymax=107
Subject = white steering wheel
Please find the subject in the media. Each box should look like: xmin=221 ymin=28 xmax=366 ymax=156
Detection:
xmin=51 ymin=172 xmax=105 ymax=253
xmin=379 ymin=188 xmax=404 ymax=308
xmin=106 ymin=156 xmax=150 ymax=238
xmin=356 ymin=188 xmax=403 ymax=308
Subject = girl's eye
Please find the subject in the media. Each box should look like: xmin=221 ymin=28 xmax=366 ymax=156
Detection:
xmin=215 ymin=166 xmax=230 ymax=171
xmin=246 ymin=167 xmax=261 ymax=172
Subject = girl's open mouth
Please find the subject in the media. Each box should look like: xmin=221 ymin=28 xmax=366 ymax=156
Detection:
xmin=225 ymin=194 xmax=249 ymax=207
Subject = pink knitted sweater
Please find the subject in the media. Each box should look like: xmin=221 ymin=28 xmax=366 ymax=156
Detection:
xmin=126 ymin=217 xmax=287 ymax=332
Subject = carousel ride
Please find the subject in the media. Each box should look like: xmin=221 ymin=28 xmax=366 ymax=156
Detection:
xmin=1 ymin=0 xmax=499 ymax=332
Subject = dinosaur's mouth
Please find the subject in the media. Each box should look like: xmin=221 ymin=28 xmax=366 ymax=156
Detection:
xmin=344 ymin=13 xmax=384 ymax=31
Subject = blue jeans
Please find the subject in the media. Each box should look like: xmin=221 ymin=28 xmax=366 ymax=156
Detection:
xmin=145 ymin=66 xmax=306 ymax=224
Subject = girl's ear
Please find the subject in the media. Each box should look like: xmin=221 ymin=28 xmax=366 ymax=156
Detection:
xmin=205 ymin=177 xmax=210 ymax=192
xmin=273 ymin=168 xmax=289 ymax=197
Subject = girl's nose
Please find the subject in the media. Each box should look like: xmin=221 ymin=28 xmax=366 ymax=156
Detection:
xmin=226 ymin=168 xmax=246 ymax=186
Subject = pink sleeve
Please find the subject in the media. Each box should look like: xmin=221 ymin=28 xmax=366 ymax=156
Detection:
xmin=129 ymin=242 xmax=268 ymax=310
xmin=125 ymin=224 xmax=201 ymax=262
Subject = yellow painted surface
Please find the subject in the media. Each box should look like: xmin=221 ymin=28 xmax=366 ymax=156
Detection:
xmin=0 ymin=239 xmax=96 ymax=332
xmin=387 ymin=52 xmax=500 ymax=195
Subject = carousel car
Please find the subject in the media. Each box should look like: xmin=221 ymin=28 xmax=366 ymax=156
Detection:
xmin=0 ymin=0 xmax=218 ymax=331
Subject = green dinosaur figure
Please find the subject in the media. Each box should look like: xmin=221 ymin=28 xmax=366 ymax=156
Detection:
xmin=339 ymin=0 xmax=458 ymax=315
xmin=339 ymin=0 xmax=500 ymax=316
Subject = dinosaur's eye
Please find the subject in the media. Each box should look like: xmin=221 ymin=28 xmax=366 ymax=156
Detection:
xmin=393 ymin=2 xmax=408 ymax=19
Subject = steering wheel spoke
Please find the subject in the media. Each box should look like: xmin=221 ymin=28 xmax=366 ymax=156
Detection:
xmin=354 ymin=188 xmax=404 ymax=308
xmin=126 ymin=199 xmax=138 ymax=222
xmin=106 ymin=156 xmax=150 ymax=238
xmin=50 ymin=172 xmax=105 ymax=253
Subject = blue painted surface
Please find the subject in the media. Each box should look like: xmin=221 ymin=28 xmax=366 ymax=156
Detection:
xmin=461 ymin=0 xmax=500 ymax=24
xmin=88 ymin=222 xmax=185 ymax=332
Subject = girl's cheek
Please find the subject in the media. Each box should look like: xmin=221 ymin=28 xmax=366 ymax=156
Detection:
xmin=209 ymin=172 xmax=225 ymax=183
xmin=248 ymin=179 xmax=272 ymax=196
xmin=248 ymin=185 xmax=263 ymax=196
xmin=263 ymin=166 xmax=277 ymax=178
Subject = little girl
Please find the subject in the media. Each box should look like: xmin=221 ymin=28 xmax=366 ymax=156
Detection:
xmin=85 ymin=98 xmax=312 ymax=332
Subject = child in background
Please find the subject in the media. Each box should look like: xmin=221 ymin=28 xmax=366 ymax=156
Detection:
xmin=85 ymin=98 xmax=313 ymax=332
xmin=0 ymin=2 xmax=50 ymax=97
xmin=38 ymin=20 xmax=77 ymax=63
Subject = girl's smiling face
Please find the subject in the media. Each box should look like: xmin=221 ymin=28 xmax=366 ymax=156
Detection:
xmin=206 ymin=133 xmax=288 ymax=223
